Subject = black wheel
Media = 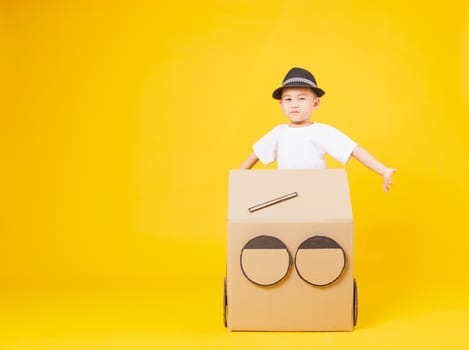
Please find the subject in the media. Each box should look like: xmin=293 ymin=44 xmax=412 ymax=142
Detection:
xmin=353 ymin=278 xmax=358 ymax=327
xmin=223 ymin=277 xmax=227 ymax=328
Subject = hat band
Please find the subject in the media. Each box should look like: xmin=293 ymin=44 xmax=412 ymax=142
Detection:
xmin=282 ymin=77 xmax=317 ymax=88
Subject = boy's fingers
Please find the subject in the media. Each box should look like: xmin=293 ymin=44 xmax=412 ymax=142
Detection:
xmin=383 ymin=178 xmax=393 ymax=192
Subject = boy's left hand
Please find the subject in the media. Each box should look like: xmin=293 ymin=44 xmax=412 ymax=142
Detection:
xmin=383 ymin=168 xmax=397 ymax=192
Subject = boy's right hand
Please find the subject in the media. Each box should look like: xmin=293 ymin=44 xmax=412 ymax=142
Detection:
xmin=383 ymin=168 xmax=397 ymax=192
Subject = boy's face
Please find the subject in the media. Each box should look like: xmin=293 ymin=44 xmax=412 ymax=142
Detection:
xmin=280 ymin=87 xmax=320 ymax=127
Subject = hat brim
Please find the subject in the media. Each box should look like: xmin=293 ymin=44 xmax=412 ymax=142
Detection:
xmin=272 ymin=83 xmax=325 ymax=100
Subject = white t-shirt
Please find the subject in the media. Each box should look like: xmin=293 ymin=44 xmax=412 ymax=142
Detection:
xmin=253 ymin=123 xmax=358 ymax=169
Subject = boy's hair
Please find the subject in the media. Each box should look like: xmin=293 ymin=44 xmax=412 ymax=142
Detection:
xmin=280 ymin=86 xmax=318 ymax=99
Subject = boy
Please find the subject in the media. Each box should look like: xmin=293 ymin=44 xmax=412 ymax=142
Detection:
xmin=240 ymin=67 xmax=396 ymax=192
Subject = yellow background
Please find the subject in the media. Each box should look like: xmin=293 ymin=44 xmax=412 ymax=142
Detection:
xmin=2 ymin=0 xmax=469 ymax=349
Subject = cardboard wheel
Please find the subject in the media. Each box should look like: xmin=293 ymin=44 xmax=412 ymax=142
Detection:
xmin=223 ymin=277 xmax=228 ymax=328
xmin=353 ymin=278 xmax=358 ymax=327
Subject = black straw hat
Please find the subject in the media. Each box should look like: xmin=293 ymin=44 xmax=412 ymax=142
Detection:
xmin=272 ymin=67 xmax=325 ymax=99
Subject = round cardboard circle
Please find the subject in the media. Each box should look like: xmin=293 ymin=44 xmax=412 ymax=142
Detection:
xmin=240 ymin=235 xmax=291 ymax=286
xmin=294 ymin=235 xmax=346 ymax=286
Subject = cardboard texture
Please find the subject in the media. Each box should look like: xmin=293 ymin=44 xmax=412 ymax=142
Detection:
xmin=225 ymin=169 xmax=355 ymax=331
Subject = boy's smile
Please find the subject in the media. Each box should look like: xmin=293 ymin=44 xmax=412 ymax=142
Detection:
xmin=280 ymin=87 xmax=320 ymax=127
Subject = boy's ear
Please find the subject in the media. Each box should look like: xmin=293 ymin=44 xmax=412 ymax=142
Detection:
xmin=313 ymin=98 xmax=320 ymax=109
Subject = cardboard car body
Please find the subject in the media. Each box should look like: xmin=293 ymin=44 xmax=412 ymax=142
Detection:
xmin=225 ymin=169 xmax=357 ymax=331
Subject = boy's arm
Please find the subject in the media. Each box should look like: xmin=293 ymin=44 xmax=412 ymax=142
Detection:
xmin=240 ymin=152 xmax=259 ymax=169
xmin=351 ymin=146 xmax=396 ymax=192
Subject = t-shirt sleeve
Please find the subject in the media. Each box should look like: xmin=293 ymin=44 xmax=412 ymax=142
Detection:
xmin=253 ymin=126 xmax=281 ymax=165
xmin=319 ymin=124 xmax=358 ymax=165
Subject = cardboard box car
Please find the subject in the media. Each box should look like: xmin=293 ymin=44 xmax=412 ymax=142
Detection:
xmin=225 ymin=169 xmax=357 ymax=331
